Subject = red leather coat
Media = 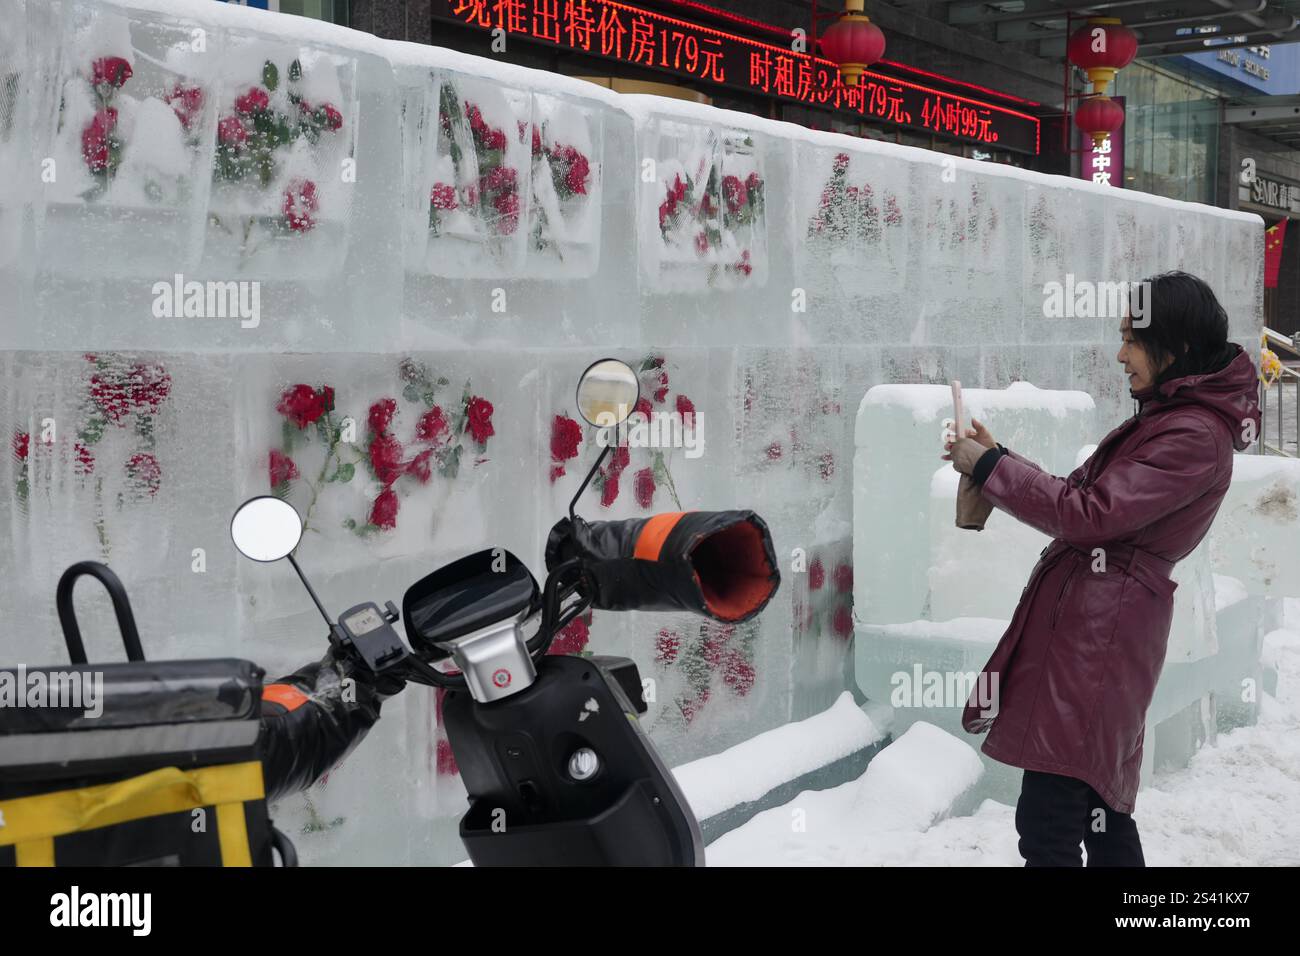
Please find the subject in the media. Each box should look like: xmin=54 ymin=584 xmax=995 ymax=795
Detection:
xmin=961 ymin=345 xmax=1261 ymax=813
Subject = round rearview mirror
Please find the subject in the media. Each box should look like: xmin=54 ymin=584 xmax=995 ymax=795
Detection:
xmin=231 ymin=496 xmax=304 ymax=563
xmin=576 ymin=358 xmax=640 ymax=428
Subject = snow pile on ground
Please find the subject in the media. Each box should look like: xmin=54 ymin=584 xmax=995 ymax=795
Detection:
xmin=709 ymin=599 xmax=1300 ymax=866
xmin=673 ymin=692 xmax=884 ymax=821
xmin=704 ymin=721 xmax=983 ymax=866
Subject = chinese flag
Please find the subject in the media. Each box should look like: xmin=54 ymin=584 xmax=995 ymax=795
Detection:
xmin=1265 ymin=218 xmax=1287 ymax=289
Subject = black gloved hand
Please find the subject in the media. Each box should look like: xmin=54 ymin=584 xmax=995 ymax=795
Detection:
xmin=258 ymin=645 xmax=403 ymax=803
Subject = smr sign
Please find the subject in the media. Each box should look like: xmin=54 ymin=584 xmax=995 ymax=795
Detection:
xmin=1244 ymin=172 xmax=1300 ymax=213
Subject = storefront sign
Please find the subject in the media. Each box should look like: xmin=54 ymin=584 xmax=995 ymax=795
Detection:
xmin=434 ymin=0 xmax=1041 ymax=154
xmin=1240 ymin=169 xmax=1300 ymax=215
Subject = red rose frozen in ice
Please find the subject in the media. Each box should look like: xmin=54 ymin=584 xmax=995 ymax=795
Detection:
xmin=608 ymin=443 xmax=630 ymax=477
xmin=81 ymin=108 xmax=118 ymax=173
xmin=319 ymin=103 xmax=343 ymax=131
xmin=73 ymin=442 xmax=94 ymax=475
xmin=91 ymin=56 xmax=132 ymax=90
xmin=368 ymin=397 xmax=397 ymax=436
xmin=435 ymin=737 xmax=458 ymax=776
xmin=415 ymin=406 xmax=449 ymax=444
xmin=483 ymin=165 xmax=517 ymax=191
xmin=559 ymin=145 xmax=590 ymax=195
xmin=549 ymin=464 xmax=566 ymax=483
xmin=125 ymin=452 xmax=162 ymax=497
xmin=465 ymin=397 xmax=494 ymax=446
xmin=550 ymin=415 xmax=582 ymax=463
xmin=831 ymin=605 xmax=854 ymax=639
xmin=128 ymin=363 xmax=172 ymax=416
xmin=681 ymin=688 xmax=710 ymax=723
xmin=833 ymin=564 xmax=854 ymax=593
xmin=675 ymin=393 xmax=695 ymax=423
xmin=483 ymin=126 xmax=507 ymax=151
xmin=600 ymin=471 xmax=620 ymax=507
xmin=634 ymin=397 xmax=652 ymax=420
xmin=809 ymin=558 xmax=825 ymax=591
xmin=276 ymin=384 xmax=330 ymax=429
xmin=369 ymin=433 xmax=404 ymax=485
xmin=819 ymin=451 xmax=835 ymax=480
xmin=745 ymin=171 xmax=762 ymax=192
xmin=654 ymin=371 xmax=669 ymax=405
xmin=234 ymin=86 xmax=270 ymax=115
xmin=268 ymin=449 xmax=299 ymax=487
xmin=282 ymin=179 xmax=319 ymax=233
xmin=722 ymin=174 xmax=747 ymax=215
xmin=465 ymin=102 xmax=485 ymax=131
xmin=721 ymin=649 xmax=755 ymax=697
xmin=655 ymin=629 xmax=680 ymax=664
xmin=165 ymin=85 xmax=204 ymax=130
xmin=12 ymin=431 xmax=29 ymax=461
xmin=406 ymin=448 xmax=435 ymax=485
xmin=634 ymin=467 xmax=655 ymax=509
xmin=217 ymin=116 xmax=248 ymax=147
xmin=694 ymin=231 xmax=709 ymax=256
xmin=370 ymin=487 xmax=399 ymax=530
xmin=658 ymin=200 xmax=672 ymax=231
xmin=765 ymin=441 xmax=782 ymax=460
xmin=430 ymin=183 xmax=457 ymax=211
xmin=702 ymin=624 xmax=733 ymax=670
xmin=548 ymin=615 xmax=590 ymax=656
xmin=492 ymin=188 xmax=520 ymax=234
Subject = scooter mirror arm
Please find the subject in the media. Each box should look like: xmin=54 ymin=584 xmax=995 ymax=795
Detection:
xmin=569 ymin=442 xmax=613 ymax=522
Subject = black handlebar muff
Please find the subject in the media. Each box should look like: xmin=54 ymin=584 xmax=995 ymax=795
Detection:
xmin=544 ymin=511 xmax=780 ymax=622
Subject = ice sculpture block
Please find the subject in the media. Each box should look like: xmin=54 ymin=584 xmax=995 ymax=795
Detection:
xmin=927 ymin=466 xmax=1051 ymax=621
xmin=1208 ymin=455 xmax=1300 ymax=600
xmin=855 ymin=381 xmax=1095 ymax=625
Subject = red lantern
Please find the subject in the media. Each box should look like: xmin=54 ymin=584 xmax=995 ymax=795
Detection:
xmin=1067 ymin=17 xmax=1138 ymax=96
xmin=820 ymin=0 xmax=886 ymax=87
xmin=1074 ymin=94 xmax=1124 ymax=148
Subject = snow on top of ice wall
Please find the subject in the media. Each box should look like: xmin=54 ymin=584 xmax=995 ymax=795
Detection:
xmin=861 ymin=381 xmax=1095 ymax=426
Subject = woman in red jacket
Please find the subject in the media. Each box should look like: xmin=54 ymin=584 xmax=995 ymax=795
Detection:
xmin=944 ymin=271 xmax=1261 ymax=866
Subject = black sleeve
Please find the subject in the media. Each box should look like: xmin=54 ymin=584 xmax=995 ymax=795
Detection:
xmin=971 ymin=444 xmax=1008 ymax=486
xmin=257 ymin=651 xmax=390 ymax=803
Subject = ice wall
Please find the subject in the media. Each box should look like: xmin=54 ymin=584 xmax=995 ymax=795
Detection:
xmin=0 ymin=0 xmax=1265 ymax=865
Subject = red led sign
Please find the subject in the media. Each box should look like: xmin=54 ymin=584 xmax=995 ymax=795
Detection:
xmin=434 ymin=0 xmax=1040 ymax=154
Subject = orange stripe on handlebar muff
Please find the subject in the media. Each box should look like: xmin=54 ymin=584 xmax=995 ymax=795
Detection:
xmin=633 ymin=512 xmax=687 ymax=561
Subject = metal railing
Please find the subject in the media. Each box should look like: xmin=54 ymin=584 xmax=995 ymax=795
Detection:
xmin=1259 ymin=327 xmax=1299 ymax=458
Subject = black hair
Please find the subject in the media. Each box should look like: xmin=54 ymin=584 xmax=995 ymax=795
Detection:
xmin=1127 ymin=271 xmax=1235 ymax=385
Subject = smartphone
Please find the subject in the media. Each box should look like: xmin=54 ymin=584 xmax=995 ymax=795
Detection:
xmin=950 ymin=380 xmax=965 ymax=443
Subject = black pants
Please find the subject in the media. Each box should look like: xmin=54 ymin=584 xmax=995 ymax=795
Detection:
xmin=1015 ymin=769 xmax=1145 ymax=867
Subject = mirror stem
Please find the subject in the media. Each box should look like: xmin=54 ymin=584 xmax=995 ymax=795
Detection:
xmin=287 ymin=553 xmax=334 ymax=627
xmin=569 ymin=440 xmax=613 ymax=521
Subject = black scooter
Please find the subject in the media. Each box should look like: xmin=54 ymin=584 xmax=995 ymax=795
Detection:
xmin=230 ymin=358 xmax=781 ymax=866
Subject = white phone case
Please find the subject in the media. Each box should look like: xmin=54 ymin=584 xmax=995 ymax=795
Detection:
xmin=950 ymin=380 xmax=965 ymax=442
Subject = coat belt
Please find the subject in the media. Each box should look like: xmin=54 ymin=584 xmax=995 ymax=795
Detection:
xmin=1041 ymin=540 xmax=1175 ymax=597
